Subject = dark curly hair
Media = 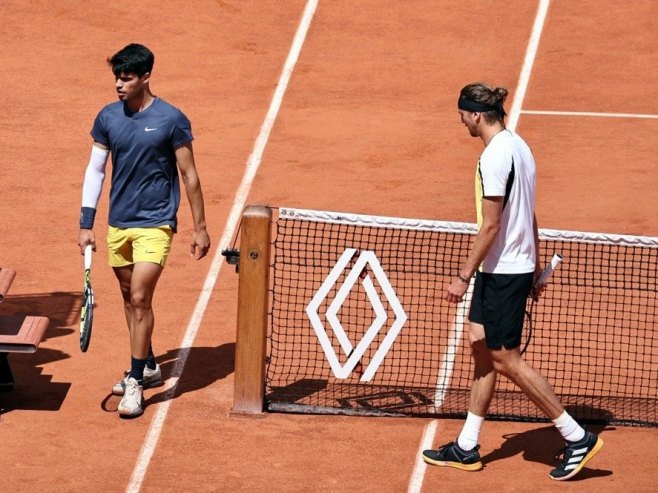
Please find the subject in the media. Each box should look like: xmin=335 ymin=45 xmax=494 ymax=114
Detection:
xmin=107 ymin=43 xmax=154 ymax=77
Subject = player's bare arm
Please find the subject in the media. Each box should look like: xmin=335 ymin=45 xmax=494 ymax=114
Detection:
xmin=175 ymin=142 xmax=211 ymax=260
xmin=445 ymin=195 xmax=503 ymax=303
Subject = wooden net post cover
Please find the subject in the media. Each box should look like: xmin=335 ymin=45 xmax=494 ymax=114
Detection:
xmin=0 ymin=268 xmax=17 ymax=303
xmin=232 ymin=205 xmax=271 ymax=415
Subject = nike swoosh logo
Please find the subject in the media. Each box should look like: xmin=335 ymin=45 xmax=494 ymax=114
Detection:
xmin=144 ymin=127 xmax=158 ymax=132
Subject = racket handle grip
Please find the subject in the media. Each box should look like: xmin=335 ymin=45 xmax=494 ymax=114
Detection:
xmin=84 ymin=244 xmax=93 ymax=270
xmin=535 ymin=253 xmax=562 ymax=288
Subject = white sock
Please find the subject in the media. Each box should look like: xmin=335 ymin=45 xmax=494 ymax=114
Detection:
xmin=553 ymin=410 xmax=585 ymax=443
xmin=457 ymin=412 xmax=485 ymax=451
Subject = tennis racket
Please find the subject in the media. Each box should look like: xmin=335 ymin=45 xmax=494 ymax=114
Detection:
xmin=534 ymin=253 xmax=563 ymax=291
xmin=521 ymin=253 xmax=563 ymax=355
xmin=80 ymin=244 xmax=94 ymax=352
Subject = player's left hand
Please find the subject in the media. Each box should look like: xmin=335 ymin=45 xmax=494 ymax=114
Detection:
xmin=190 ymin=229 xmax=211 ymax=260
xmin=531 ymin=266 xmax=546 ymax=301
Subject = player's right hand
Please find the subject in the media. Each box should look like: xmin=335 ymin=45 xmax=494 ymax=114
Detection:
xmin=78 ymin=229 xmax=96 ymax=255
xmin=445 ymin=277 xmax=469 ymax=303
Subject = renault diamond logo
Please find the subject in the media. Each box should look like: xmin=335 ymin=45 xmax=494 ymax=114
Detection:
xmin=306 ymin=248 xmax=407 ymax=382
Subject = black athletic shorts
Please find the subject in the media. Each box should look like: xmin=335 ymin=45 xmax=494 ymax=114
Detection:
xmin=468 ymin=271 xmax=534 ymax=350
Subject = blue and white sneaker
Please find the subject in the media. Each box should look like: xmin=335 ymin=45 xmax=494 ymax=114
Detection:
xmin=550 ymin=431 xmax=603 ymax=480
xmin=422 ymin=441 xmax=483 ymax=471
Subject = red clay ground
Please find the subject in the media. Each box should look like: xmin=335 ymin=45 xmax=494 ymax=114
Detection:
xmin=1 ymin=1 xmax=657 ymax=491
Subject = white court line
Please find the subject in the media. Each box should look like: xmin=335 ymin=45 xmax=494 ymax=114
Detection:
xmin=409 ymin=1 xmax=551 ymax=491
xmin=407 ymin=419 xmax=438 ymax=493
xmin=432 ymin=282 xmax=472 ymax=409
xmin=522 ymin=109 xmax=658 ymax=119
xmin=124 ymin=1 xmax=319 ymax=492
xmin=507 ymin=0 xmax=551 ymax=132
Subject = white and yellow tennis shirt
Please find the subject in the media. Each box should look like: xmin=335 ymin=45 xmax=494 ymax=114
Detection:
xmin=475 ymin=129 xmax=536 ymax=274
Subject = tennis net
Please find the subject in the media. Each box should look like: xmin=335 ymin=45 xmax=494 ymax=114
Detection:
xmin=263 ymin=207 xmax=658 ymax=426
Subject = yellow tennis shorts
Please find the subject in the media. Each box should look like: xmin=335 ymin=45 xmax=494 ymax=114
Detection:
xmin=107 ymin=226 xmax=173 ymax=267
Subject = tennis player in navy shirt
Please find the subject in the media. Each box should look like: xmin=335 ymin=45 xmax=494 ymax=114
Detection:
xmin=78 ymin=43 xmax=210 ymax=417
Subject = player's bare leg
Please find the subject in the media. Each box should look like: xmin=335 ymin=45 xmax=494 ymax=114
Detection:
xmin=489 ymin=346 xmax=563 ymax=419
xmin=422 ymin=322 xmax=492 ymax=470
xmin=114 ymin=265 xmax=134 ymax=330
xmin=467 ymin=322 xmax=496 ymax=416
xmin=124 ymin=262 xmax=163 ymax=359
xmin=114 ymin=262 xmax=163 ymax=416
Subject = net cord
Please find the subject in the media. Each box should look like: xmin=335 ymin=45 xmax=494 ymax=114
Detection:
xmin=277 ymin=207 xmax=658 ymax=249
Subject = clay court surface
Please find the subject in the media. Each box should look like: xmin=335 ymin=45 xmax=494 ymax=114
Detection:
xmin=1 ymin=0 xmax=657 ymax=491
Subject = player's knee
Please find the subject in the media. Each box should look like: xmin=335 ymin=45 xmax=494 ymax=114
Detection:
xmin=491 ymin=355 xmax=520 ymax=380
xmin=491 ymin=358 xmax=510 ymax=376
xmin=129 ymin=291 xmax=152 ymax=312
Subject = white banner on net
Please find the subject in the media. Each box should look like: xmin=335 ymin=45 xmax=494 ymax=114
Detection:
xmin=278 ymin=206 xmax=658 ymax=249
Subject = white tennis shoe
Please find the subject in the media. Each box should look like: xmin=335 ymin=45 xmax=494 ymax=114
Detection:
xmin=117 ymin=377 xmax=144 ymax=417
xmin=112 ymin=364 xmax=162 ymax=396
